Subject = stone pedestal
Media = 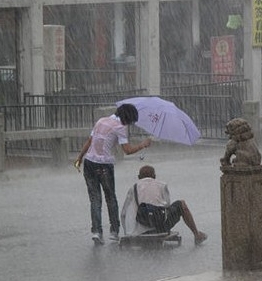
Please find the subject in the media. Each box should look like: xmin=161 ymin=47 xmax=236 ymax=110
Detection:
xmin=220 ymin=166 xmax=262 ymax=270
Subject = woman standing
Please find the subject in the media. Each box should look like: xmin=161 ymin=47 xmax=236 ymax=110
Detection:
xmin=75 ymin=104 xmax=151 ymax=245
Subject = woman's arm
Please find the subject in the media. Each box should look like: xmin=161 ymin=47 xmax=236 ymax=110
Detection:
xmin=121 ymin=138 xmax=151 ymax=155
xmin=75 ymin=136 xmax=92 ymax=166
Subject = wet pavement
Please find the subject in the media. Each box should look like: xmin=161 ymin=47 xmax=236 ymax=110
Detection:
xmin=164 ymin=270 xmax=262 ymax=281
xmin=1 ymin=140 xmax=262 ymax=281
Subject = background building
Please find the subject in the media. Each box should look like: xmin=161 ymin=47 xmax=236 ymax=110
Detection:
xmin=0 ymin=0 xmax=244 ymax=73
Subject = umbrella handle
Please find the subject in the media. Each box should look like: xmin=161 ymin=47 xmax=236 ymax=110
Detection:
xmin=139 ymin=136 xmax=153 ymax=160
xmin=139 ymin=147 xmax=147 ymax=161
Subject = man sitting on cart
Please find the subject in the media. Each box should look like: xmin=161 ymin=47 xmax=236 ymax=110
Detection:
xmin=120 ymin=165 xmax=207 ymax=245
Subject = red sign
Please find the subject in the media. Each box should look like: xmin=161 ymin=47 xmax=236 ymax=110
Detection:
xmin=94 ymin=6 xmax=108 ymax=68
xmin=54 ymin=26 xmax=65 ymax=70
xmin=211 ymin=35 xmax=235 ymax=82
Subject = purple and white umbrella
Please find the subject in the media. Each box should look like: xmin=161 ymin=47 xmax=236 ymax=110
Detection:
xmin=116 ymin=96 xmax=200 ymax=145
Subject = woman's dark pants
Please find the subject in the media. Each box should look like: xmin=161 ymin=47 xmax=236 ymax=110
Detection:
xmin=83 ymin=159 xmax=120 ymax=235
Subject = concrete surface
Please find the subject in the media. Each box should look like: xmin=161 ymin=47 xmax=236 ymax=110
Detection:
xmin=157 ymin=270 xmax=262 ymax=281
xmin=1 ymin=140 xmax=262 ymax=281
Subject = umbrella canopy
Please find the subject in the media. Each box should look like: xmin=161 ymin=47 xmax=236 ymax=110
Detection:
xmin=116 ymin=96 xmax=201 ymax=145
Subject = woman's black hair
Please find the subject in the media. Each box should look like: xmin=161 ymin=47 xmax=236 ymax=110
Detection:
xmin=115 ymin=104 xmax=138 ymax=125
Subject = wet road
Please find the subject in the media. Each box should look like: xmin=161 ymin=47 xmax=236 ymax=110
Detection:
xmin=0 ymin=143 xmax=224 ymax=281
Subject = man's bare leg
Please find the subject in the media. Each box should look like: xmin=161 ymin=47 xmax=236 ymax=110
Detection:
xmin=180 ymin=200 xmax=207 ymax=244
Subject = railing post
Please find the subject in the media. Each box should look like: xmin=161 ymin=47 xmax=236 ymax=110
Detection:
xmin=0 ymin=113 xmax=4 ymax=172
xmin=242 ymin=101 xmax=261 ymax=143
xmin=51 ymin=137 xmax=69 ymax=167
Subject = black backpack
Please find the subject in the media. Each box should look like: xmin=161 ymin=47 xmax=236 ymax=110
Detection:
xmin=134 ymin=184 xmax=167 ymax=233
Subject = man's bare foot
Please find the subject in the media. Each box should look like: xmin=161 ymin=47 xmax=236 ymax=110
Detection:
xmin=195 ymin=231 xmax=207 ymax=245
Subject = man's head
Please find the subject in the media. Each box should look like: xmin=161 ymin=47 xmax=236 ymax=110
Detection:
xmin=138 ymin=165 xmax=156 ymax=179
xmin=115 ymin=104 xmax=138 ymax=125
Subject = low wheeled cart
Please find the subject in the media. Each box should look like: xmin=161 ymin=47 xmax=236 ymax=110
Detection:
xmin=119 ymin=231 xmax=182 ymax=248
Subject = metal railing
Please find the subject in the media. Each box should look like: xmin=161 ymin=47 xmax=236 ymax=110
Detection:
xmin=0 ymin=67 xmax=250 ymax=157
xmin=161 ymin=72 xmax=244 ymax=87
xmin=161 ymin=79 xmax=248 ymax=139
xmin=45 ymin=68 xmax=136 ymax=94
xmin=0 ymin=67 xmax=245 ymax=103
xmin=1 ymin=79 xmax=248 ymax=135
xmin=1 ymin=89 xmax=147 ymax=131
xmin=0 ymin=66 xmax=18 ymax=105
xmin=44 ymin=68 xmax=244 ymax=93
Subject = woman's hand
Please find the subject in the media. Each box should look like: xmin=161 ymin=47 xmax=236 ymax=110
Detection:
xmin=74 ymin=159 xmax=81 ymax=172
xmin=121 ymin=137 xmax=152 ymax=155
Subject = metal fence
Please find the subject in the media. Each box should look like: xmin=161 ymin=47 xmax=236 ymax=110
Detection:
xmin=45 ymin=68 xmax=137 ymax=94
xmin=0 ymin=66 xmax=245 ymax=101
xmin=161 ymin=72 xmax=244 ymax=87
xmin=1 ymin=89 xmax=147 ymax=131
xmin=0 ymin=66 xmax=249 ymax=157
xmin=45 ymin=69 xmax=244 ymax=93
xmin=162 ymin=79 xmax=248 ymax=139
xmin=2 ymin=80 xmax=248 ymax=134
xmin=0 ymin=66 xmax=18 ymax=105
xmin=1 ymin=89 xmax=147 ymax=156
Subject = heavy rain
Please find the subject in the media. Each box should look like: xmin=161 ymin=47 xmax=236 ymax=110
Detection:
xmin=1 ymin=0 xmax=262 ymax=281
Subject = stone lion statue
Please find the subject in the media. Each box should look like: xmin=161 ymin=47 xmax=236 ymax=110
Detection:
xmin=220 ymin=118 xmax=261 ymax=167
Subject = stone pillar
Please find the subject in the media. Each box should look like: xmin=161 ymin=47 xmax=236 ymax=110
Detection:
xmin=114 ymin=3 xmax=125 ymax=58
xmin=242 ymin=101 xmax=261 ymax=143
xmin=135 ymin=1 xmax=160 ymax=95
xmin=221 ymin=166 xmax=262 ymax=270
xmin=19 ymin=7 xmax=32 ymax=95
xmin=44 ymin=25 xmax=65 ymax=93
xmin=31 ymin=2 xmax=45 ymax=95
xmin=0 ymin=113 xmax=4 ymax=172
xmin=243 ymin=0 xmax=262 ymax=114
xmin=20 ymin=2 xmax=44 ymax=96
xmin=19 ymin=3 xmax=45 ymax=128
xmin=192 ymin=0 xmax=200 ymax=46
